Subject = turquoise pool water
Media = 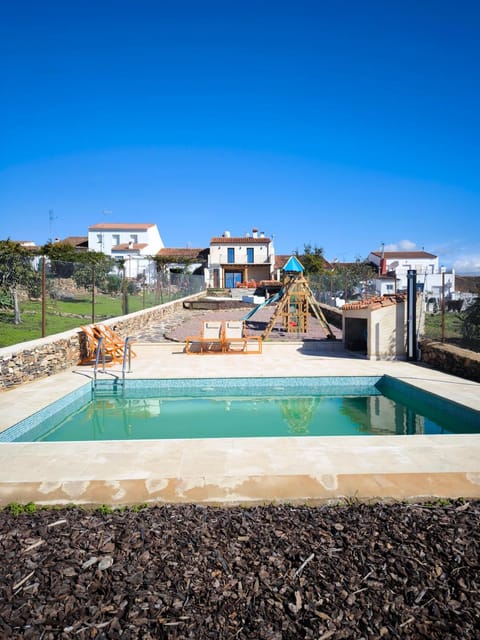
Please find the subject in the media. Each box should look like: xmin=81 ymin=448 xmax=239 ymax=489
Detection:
xmin=2 ymin=376 xmax=479 ymax=442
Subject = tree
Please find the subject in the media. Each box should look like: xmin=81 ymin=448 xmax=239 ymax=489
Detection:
xmin=42 ymin=241 xmax=80 ymax=278
xmin=330 ymin=260 xmax=376 ymax=300
xmin=72 ymin=252 xmax=115 ymax=291
xmin=0 ymin=240 xmax=36 ymax=324
xmin=462 ymin=297 xmax=480 ymax=348
xmin=294 ymin=244 xmax=328 ymax=274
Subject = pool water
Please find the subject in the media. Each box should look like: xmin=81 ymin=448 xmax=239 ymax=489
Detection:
xmin=3 ymin=376 xmax=479 ymax=442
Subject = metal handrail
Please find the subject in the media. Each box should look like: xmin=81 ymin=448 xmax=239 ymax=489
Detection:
xmin=122 ymin=336 xmax=134 ymax=382
xmin=93 ymin=336 xmax=106 ymax=386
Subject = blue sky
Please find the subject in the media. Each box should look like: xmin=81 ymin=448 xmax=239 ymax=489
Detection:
xmin=1 ymin=0 xmax=479 ymax=272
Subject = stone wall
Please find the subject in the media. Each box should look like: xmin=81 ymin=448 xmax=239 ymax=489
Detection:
xmin=419 ymin=339 xmax=480 ymax=383
xmin=0 ymin=293 xmax=204 ymax=392
xmin=318 ymin=303 xmax=343 ymax=329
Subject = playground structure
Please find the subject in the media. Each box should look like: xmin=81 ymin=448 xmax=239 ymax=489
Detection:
xmin=242 ymin=256 xmax=336 ymax=340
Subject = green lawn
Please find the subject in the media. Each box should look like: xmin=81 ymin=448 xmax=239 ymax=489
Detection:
xmin=0 ymin=291 xmax=173 ymax=348
xmin=423 ymin=311 xmax=464 ymax=342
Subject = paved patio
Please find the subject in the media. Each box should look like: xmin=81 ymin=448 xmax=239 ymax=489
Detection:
xmin=0 ymin=313 xmax=479 ymax=506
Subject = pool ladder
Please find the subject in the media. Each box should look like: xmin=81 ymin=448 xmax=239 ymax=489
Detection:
xmin=92 ymin=336 xmax=135 ymax=397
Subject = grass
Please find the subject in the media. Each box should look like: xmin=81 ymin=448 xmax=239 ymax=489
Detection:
xmin=0 ymin=291 xmax=176 ymax=348
xmin=423 ymin=311 xmax=464 ymax=342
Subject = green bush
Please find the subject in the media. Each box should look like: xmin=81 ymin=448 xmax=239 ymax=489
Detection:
xmin=462 ymin=298 xmax=480 ymax=347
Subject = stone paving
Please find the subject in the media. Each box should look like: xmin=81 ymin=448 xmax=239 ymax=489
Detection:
xmin=134 ymin=304 xmax=342 ymax=343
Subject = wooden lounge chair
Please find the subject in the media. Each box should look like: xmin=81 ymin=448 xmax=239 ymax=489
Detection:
xmin=94 ymin=324 xmax=137 ymax=359
xmin=185 ymin=320 xmax=224 ymax=354
xmin=223 ymin=320 xmax=262 ymax=354
xmin=78 ymin=325 xmax=116 ymax=366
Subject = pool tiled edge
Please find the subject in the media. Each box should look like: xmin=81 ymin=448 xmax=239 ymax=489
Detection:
xmin=0 ymin=343 xmax=479 ymax=505
xmin=0 ymin=435 xmax=479 ymax=505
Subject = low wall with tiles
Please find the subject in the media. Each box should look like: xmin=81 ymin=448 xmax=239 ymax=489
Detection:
xmin=0 ymin=293 xmax=205 ymax=391
xmin=419 ymin=339 xmax=480 ymax=383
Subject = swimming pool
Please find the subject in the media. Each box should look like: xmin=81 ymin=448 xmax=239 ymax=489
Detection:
xmin=2 ymin=376 xmax=479 ymax=442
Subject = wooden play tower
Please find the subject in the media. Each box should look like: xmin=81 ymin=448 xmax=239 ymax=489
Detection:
xmin=261 ymin=256 xmax=336 ymax=340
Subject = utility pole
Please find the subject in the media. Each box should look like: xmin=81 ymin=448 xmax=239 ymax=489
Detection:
xmin=441 ymin=271 xmax=446 ymax=343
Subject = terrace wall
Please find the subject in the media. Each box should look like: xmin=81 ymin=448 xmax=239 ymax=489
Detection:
xmin=318 ymin=303 xmax=343 ymax=329
xmin=419 ymin=339 xmax=480 ymax=383
xmin=0 ymin=293 xmax=204 ymax=391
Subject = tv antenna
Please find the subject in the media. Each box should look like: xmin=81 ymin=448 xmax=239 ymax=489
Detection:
xmin=48 ymin=210 xmax=58 ymax=241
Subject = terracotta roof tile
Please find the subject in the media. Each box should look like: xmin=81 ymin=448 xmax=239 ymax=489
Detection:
xmin=62 ymin=236 xmax=88 ymax=247
xmin=210 ymin=237 xmax=271 ymax=244
xmin=370 ymin=251 xmax=437 ymax=259
xmin=157 ymin=248 xmax=207 ymax=259
xmin=111 ymin=243 xmax=148 ymax=251
xmin=89 ymin=223 xmax=155 ymax=230
xmin=343 ymin=294 xmax=407 ymax=311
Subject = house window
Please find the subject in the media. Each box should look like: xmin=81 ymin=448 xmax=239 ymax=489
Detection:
xmin=386 ymin=284 xmax=394 ymax=291
xmin=227 ymin=248 xmax=235 ymax=263
xmin=112 ymin=234 xmax=120 ymax=246
xmin=130 ymin=234 xmax=138 ymax=244
xmin=247 ymin=247 xmax=254 ymax=263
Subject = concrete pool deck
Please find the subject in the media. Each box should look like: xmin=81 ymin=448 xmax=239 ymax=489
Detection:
xmin=0 ymin=341 xmax=479 ymax=505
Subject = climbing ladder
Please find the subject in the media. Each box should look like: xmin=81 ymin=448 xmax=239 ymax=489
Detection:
xmin=261 ymin=273 xmax=336 ymax=340
xmin=92 ymin=336 xmax=135 ymax=397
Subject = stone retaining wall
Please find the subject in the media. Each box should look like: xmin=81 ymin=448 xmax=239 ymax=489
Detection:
xmin=318 ymin=303 xmax=343 ymax=329
xmin=0 ymin=293 xmax=204 ymax=391
xmin=419 ymin=339 xmax=480 ymax=383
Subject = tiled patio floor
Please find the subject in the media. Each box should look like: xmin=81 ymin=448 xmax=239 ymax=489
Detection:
xmin=0 ymin=309 xmax=479 ymax=506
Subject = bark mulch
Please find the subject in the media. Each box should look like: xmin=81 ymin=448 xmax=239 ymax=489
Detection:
xmin=0 ymin=501 xmax=479 ymax=639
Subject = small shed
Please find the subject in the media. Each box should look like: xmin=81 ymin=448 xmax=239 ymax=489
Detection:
xmin=342 ymin=294 xmax=409 ymax=360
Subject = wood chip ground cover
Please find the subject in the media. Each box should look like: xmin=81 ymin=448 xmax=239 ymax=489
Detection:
xmin=0 ymin=501 xmax=479 ymax=639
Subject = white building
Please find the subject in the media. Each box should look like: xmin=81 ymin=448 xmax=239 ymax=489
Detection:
xmin=206 ymin=228 xmax=275 ymax=288
xmin=368 ymin=250 xmax=455 ymax=299
xmin=88 ymin=223 xmax=164 ymax=280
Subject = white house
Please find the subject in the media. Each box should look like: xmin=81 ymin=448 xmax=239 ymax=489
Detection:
xmin=368 ymin=250 xmax=455 ymax=299
xmin=88 ymin=223 xmax=164 ymax=281
xmin=206 ymin=228 xmax=275 ymax=288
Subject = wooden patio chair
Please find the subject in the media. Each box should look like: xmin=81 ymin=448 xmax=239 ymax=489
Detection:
xmin=223 ymin=320 xmax=262 ymax=354
xmin=78 ymin=325 xmax=116 ymax=366
xmin=185 ymin=320 xmax=224 ymax=354
xmin=94 ymin=324 xmax=137 ymax=359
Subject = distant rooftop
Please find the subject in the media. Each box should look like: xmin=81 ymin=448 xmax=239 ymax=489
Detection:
xmin=89 ymin=223 xmax=156 ymax=231
xmin=210 ymin=236 xmax=271 ymax=244
xmin=111 ymin=243 xmax=148 ymax=251
xmin=158 ymin=248 xmax=207 ymax=259
xmin=62 ymin=236 xmax=88 ymax=248
xmin=370 ymin=251 xmax=437 ymax=259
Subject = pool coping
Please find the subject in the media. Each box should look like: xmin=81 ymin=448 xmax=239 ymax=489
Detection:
xmin=0 ymin=342 xmax=479 ymax=505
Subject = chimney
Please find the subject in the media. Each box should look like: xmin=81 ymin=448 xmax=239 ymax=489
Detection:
xmin=224 ymin=230 xmax=231 ymax=238
xmin=379 ymin=242 xmax=386 ymax=275
xmin=252 ymin=227 xmax=258 ymax=238
xmin=259 ymin=231 xmax=265 ymax=238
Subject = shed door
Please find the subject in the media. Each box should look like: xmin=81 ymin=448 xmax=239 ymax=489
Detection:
xmin=345 ymin=318 xmax=367 ymax=352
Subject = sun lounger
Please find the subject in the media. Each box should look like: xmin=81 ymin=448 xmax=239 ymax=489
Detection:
xmin=223 ymin=320 xmax=262 ymax=354
xmin=185 ymin=320 xmax=224 ymax=354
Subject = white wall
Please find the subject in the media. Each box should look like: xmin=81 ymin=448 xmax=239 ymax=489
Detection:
xmin=209 ymin=242 xmax=272 ymax=266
